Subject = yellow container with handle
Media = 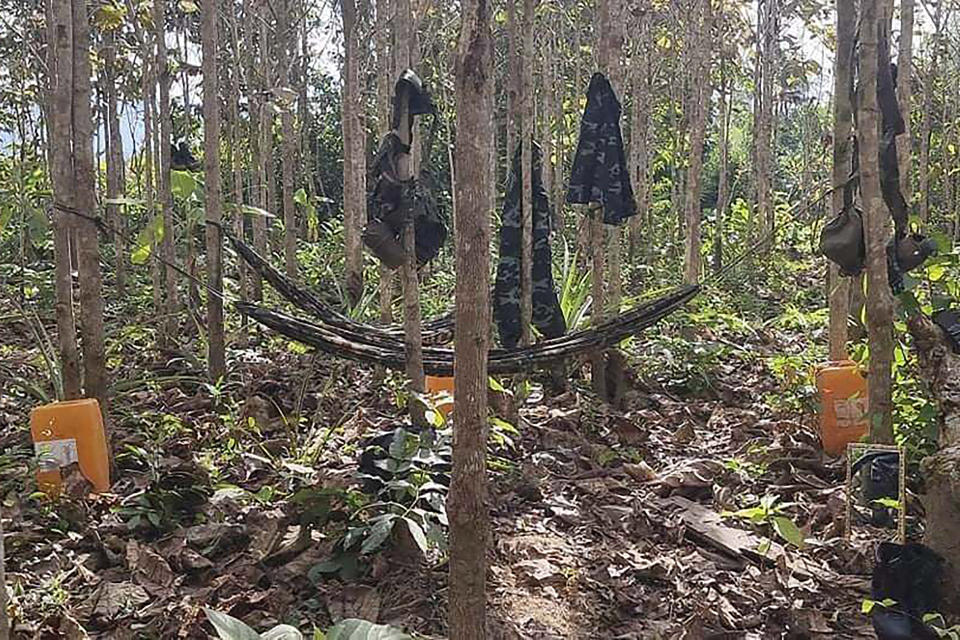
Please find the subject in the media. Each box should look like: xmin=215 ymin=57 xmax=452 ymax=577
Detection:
xmin=425 ymin=376 xmax=454 ymax=418
xmin=815 ymin=361 xmax=869 ymax=457
xmin=30 ymin=398 xmax=110 ymax=495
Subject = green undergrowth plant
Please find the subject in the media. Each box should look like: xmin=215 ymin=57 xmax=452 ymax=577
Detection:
xmin=722 ymin=494 xmax=805 ymax=549
xmin=204 ymin=607 xmax=411 ymax=639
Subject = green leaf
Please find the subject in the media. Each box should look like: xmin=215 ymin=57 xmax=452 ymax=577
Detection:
xmin=360 ymin=516 xmax=396 ymax=554
xmin=94 ymin=2 xmax=126 ymax=29
xmin=179 ymin=0 xmax=199 ymax=12
xmin=862 ymin=599 xmax=877 ymax=614
xmin=293 ymin=187 xmax=308 ymax=206
xmin=325 ymin=620 xmax=411 ymax=640
xmin=871 ymin=497 xmax=901 ymax=509
xmin=757 ymin=538 xmax=772 ymax=556
xmin=262 ymin=625 xmax=304 ymax=640
xmin=488 ymin=377 xmax=505 ymax=392
xmin=772 ymin=516 xmax=805 ymax=548
xmin=242 ymin=204 xmax=277 ymax=219
xmin=204 ymin=608 xmax=261 ymax=640
xmin=171 ymin=170 xmax=197 ymax=199
xmin=130 ymin=215 xmax=164 ymax=264
xmin=403 ymin=517 xmax=429 ymax=554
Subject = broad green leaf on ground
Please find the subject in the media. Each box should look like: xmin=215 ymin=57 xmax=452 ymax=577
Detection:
xmin=772 ymin=516 xmax=805 ymax=548
xmin=325 ymin=619 xmax=411 ymax=640
xmin=204 ymin=608 xmax=261 ymax=640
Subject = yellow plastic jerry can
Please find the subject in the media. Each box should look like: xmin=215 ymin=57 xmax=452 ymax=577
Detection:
xmin=30 ymin=398 xmax=110 ymax=495
xmin=815 ymin=361 xmax=869 ymax=456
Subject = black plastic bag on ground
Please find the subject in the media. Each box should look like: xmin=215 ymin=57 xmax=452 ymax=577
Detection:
xmin=871 ymin=542 xmax=943 ymax=640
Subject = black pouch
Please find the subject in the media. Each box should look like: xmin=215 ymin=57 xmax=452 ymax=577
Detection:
xmin=933 ymin=309 xmax=960 ymax=354
xmin=362 ymin=219 xmax=405 ymax=269
xmin=895 ymin=233 xmax=938 ymax=273
xmin=820 ymin=206 xmax=865 ymax=276
xmin=871 ymin=542 xmax=943 ymax=640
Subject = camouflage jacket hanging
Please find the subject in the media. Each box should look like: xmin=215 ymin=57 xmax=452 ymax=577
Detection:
xmin=566 ymin=72 xmax=636 ymax=225
xmin=362 ymin=71 xmax=447 ymax=269
xmin=494 ymin=141 xmax=566 ymax=349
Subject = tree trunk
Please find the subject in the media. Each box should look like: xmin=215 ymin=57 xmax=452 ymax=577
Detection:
xmin=376 ymin=0 xmax=394 ymax=327
xmin=628 ymin=13 xmax=650 ymax=263
xmin=394 ymin=0 xmax=426 ymax=427
xmin=227 ymin=1 xmax=247 ymax=303
xmin=47 ymin=0 xmax=82 ymax=400
xmin=244 ymin=0 xmax=264 ymax=301
xmin=260 ymin=4 xmax=275 ymax=251
xmin=917 ymin=1 xmax=941 ymax=222
xmin=155 ymin=0 xmax=179 ymax=345
xmin=895 ymin=0 xmax=914 ymax=201
xmin=519 ymin=0 xmax=534 ymax=346
xmin=342 ymin=0 xmax=365 ymax=307
xmin=682 ymin=0 xmax=711 ymax=285
xmin=280 ymin=0 xmax=298 ymax=279
xmin=506 ymin=0 xmax=519 ymax=165
xmin=69 ymin=0 xmax=108 ymax=409
xmin=714 ymin=61 xmax=730 ymax=274
xmin=104 ymin=28 xmax=126 ymax=296
xmin=756 ymin=0 xmax=777 ymax=243
xmin=829 ymin=0 xmax=855 ymax=361
xmin=858 ymin=0 xmax=895 ymax=444
xmin=203 ymin=0 xmax=226 ymax=380
xmin=450 ymin=2 xmax=493 ymax=635
xmin=907 ymin=313 xmax=960 ymax=614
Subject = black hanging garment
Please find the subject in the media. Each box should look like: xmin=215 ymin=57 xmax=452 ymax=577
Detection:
xmin=877 ymin=36 xmax=936 ymax=293
xmin=171 ymin=141 xmax=201 ymax=172
xmin=871 ymin=542 xmax=944 ymax=640
xmin=363 ymin=70 xmax=447 ymax=269
xmin=494 ymin=141 xmax=566 ymax=349
xmin=566 ymin=73 xmax=636 ymax=225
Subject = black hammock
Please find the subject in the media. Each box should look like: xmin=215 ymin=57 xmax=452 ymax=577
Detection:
xmin=226 ymin=229 xmax=455 ymax=345
xmin=227 ymin=228 xmax=699 ymax=374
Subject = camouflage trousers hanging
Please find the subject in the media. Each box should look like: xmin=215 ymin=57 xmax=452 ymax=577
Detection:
xmin=494 ymin=141 xmax=566 ymax=349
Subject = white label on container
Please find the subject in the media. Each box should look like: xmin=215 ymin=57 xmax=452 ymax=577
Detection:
xmin=835 ymin=397 xmax=868 ymax=428
xmin=35 ymin=438 xmax=79 ymax=470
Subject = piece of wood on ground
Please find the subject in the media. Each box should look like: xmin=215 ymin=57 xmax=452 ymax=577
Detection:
xmin=658 ymin=495 xmax=838 ymax=583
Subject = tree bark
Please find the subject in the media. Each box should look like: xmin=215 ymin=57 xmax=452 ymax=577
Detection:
xmin=628 ymin=13 xmax=651 ymax=263
xmin=917 ymin=1 xmax=941 ymax=222
xmin=280 ymin=0 xmax=298 ymax=279
xmin=227 ymin=0 xmax=247 ymax=303
xmin=47 ymin=0 xmax=82 ymax=400
xmin=244 ymin=0 xmax=264 ymax=300
xmin=907 ymin=313 xmax=960 ymax=614
xmin=858 ymin=0 xmax=895 ymax=444
xmin=895 ymin=0 xmax=914 ymax=201
xmin=756 ymin=0 xmax=777 ymax=243
xmin=682 ymin=0 xmax=711 ymax=285
xmin=104 ymin=27 xmax=126 ymax=297
xmin=519 ymin=0 xmax=534 ymax=346
xmin=156 ymin=0 xmax=179 ymax=345
xmin=203 ymin=0 xmax=226 ymax=380
xmin=342 ymin=0 xmax=365 ymax=307
xmin=71 ymin=0 xmax=108 ymax=408
xmin=506 ymin=0 xmax=519 ymax=165
xmin=376 ymin=0 xmax=394 ymax=328
xmin=450 ymin=2 xmax=493 ymax=635
xmin=259 ymin=2 xmax=275 ymax=252
xmin=394 ymin=0 xmax=426 ymax=427
xmin=829 ymin=0 xmax=855 ymax=361
xmin=714 ymin=60 xmax=730 ymax=274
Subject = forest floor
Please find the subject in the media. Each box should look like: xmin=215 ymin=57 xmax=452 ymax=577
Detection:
xmin=0 ymin=261 xmax=905 ymax=639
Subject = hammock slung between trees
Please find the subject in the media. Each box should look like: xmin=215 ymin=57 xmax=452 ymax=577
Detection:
xmin=234 ymin=284 xmax=700 ymax=375
xmin=225 ymin=229 xmax=455 ymax=344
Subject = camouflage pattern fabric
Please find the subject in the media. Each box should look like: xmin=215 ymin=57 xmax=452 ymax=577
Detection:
xmin=566 ymin=72 xmax=636 ymax=225
xmin=494 ymin=141 xmax=566 ymax=349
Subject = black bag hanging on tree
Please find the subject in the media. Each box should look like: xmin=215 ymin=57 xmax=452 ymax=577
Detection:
xmin=819 ymin=139 xmax=866 ymax=276
xmin=566 ymin=72 xmax=636 ymax=225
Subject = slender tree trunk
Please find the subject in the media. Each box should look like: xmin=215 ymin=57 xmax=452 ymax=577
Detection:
xmin=244 ymin=0 xmax=264 ymax=301
xmin=227 ymin=1 xmax=247 ymax=303
xmin=829 ymin=0 xmax=855 ymax=360
xmin=280 ymin=0 xmax=298 ymax=278
xmin=48 ymin=0 xmax=82 ymax=400
xmin=506 ymin=0 xmax=519 ymax=164
xmin=895 ymin=0 xmax=914 ymax=201
xmin=757 ymin=0 xmax=776 ymax=243
xmin=715 ymin=63 xmax=730 ymax=274
xmin=519 ymin=0 xmax=534 ymax=346
xmin=917 ymin=2 xmax=942 ymax=222
xmin=260 ymin=3 xmax=275 ymax=248
xmin=628 ymin=14 xmax=650 ymax=262
xmin=203 ymin=0 xmax=226 ymax=380
xmin=71 ymin=0 xmax=108 ymax=408
xmin=343 ymin=0 xmax=365 ymax=307
xmin=394 ymin=0 xmax=426 ymax=426
xmin=858 ymin=0 xmax=895 ymax=444
xmin=156 ymin=0 xmax=179 ymax=344
xmin=376 ymin=0 xmax=394 ymax=327
xmin=682 ymin=0 xmax=711 ymax=285
xmin=104 ymin=28 xmax=126 ymax=296
xmin=449 ymin=3 xmax=493 ymax=635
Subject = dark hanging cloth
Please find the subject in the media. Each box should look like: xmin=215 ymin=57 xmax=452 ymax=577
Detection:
xmin=171 ymin=141 xmax=200 ymax=172
xmin=877 ymin=32 xmax=936 ymax=293
xmin=566 ymin=72 xmax=636 ymax=225
xmin=362 ymin=70 xmax=447 ymax=269
xmin=494 ymin=141 xmax=566 ymax=349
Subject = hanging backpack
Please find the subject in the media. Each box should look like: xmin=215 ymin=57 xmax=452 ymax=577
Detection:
xmin=820 ymin=205 xmax=866 ymax=276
